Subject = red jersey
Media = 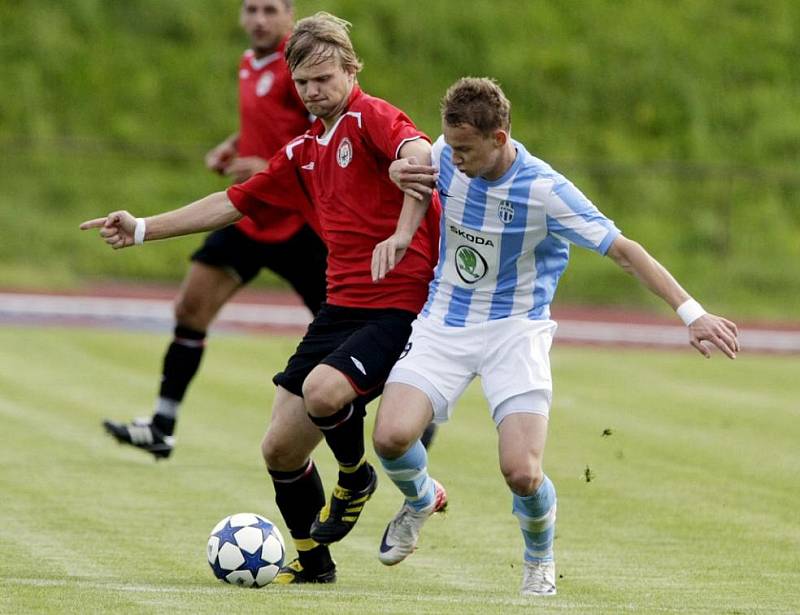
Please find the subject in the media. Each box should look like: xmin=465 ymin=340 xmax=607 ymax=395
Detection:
xmin=227 ymin=86 xmax=441 ymax=313
xmin=234 ymin=40 xmax=312 ymax=243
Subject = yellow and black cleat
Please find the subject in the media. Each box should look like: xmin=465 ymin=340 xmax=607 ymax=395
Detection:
xmin=310 ymin=463 xmax=378 ymax=544
xmin=273 ymin=558 xmax=337 ymax=584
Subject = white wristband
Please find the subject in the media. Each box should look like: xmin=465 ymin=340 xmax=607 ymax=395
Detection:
xmin=134 ymin=218 xmax=146 ymax=246
xmin=676 ymin=298 xmax=706 ymax=326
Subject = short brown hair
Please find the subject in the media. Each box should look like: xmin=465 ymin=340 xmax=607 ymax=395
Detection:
xmin=285 ymin=12 xmax=363 ymax=74
xmin=441 ymin=77 xmax=511 ymax=135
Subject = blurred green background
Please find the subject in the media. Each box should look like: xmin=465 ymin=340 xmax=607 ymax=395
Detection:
xmin=1 ymin=0 xmax=798 ymax=319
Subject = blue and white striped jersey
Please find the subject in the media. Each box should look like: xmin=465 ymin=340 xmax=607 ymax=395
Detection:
xmin=421 ymin=136 xmax=621 ymax=326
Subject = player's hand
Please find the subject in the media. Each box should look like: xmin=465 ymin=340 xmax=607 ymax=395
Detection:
xmin=389 ymin=157 xmax=438 ymax=200
xmin=225 ymin=156 xmax=269 ymax=183
xmin=205 ymin=142 xmax=237 ymax=174
xmin=687 ymin=313 xmax=740 ymax=359
xmin=371 ymin=231 xmax=413 ymax=282
xmin=79 ymin=211 xmax=138 ymax=250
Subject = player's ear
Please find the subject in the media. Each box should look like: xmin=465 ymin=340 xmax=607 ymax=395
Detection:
xmin=493 ymin=130 xmax=508 ymax=147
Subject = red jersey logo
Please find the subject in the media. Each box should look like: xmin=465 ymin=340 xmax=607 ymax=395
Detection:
xmin=256 ymin=71 xmax=274 ymax=97
xmin=336 ymin=138 xmax=353 ymax=168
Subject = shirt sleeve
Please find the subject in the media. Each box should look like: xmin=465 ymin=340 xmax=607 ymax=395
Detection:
xmin=226 ymin=143 xmax=322 ymax=237
xmin=544 ymin=177 xmax=620 ymax=255
xmin=361 ymin=99 xmax=431 ymax=160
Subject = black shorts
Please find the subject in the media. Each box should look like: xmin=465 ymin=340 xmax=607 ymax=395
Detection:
xmin=273 ymin=303 xmax=417 ymax=402
xmin=191 ymin=224 xmax=327 ymax=314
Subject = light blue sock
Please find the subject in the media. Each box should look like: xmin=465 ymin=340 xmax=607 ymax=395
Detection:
xmin=378 ymin=439 xmax=434 ymax=512
xmin=512 ymin=475 xmax=557 ymax=563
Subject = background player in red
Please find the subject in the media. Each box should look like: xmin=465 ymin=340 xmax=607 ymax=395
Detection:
xmin=82 ymin=12 xmax=440 ymax=584
xmin=102 ymin=0 xmax=327 ymax=460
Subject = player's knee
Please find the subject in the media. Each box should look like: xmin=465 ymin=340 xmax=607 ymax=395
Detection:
xmin=261 ymin=431 xmax=304 ymax=471
xmin=301 ymin=375 xmax=340 ymax=417
xmin=502 ymin=465 xmax=544 ymax=496
xmin=260 ymin=433 xmax=278 ymax=467
xmin=174 ymin=296 xmax=208 ymax=329
xmin=372 ymin=423 xmax=414 ymax=459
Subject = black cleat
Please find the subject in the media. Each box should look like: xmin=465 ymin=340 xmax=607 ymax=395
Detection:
xmin=102 ymin=418 xmax=175 ymax=460
xmin=273 ymin=558 xmax=337 ymax=584
xmin=310 ymin=463 xmax=378 ymax=544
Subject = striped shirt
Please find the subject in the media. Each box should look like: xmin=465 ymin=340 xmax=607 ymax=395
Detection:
xmin=422 ymin=136 xmax=620 ymax=326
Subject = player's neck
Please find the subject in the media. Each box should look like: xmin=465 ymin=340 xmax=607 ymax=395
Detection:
xmin=482 ymin=143 xmax=517 ymax=182
xmin=252 ymin=46 xmax=278 ymax=59
xmin=251 ymin=32 xmax=289 ymax=59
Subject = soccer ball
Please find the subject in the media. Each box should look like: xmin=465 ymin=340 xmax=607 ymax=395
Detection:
xmin=207 ymin=513 xmax=286 ymax=587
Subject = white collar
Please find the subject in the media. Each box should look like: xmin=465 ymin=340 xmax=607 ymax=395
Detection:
xmin=248 ymin=50 xmax=281 ymax=70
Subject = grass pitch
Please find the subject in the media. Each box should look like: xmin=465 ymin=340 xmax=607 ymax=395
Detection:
xmin=0 ymin=326 xmax=797 ymax=614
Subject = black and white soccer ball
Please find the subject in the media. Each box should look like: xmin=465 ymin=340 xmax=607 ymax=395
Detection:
xmin=207 ymin=513 xmax=286 ymax=587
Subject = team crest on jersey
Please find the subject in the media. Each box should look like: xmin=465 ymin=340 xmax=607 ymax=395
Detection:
xmin=337 ymin=138 xmax=353 ymax=168
xmin=455 ymin=246 xmax=488 ymax=284
xmin=239 ymin=68 xmax=250 ymax=80
xmin=498 ymin=200 xmax=514 ymax=224
xmin=256 ymin=71 xmax=274 ymax=97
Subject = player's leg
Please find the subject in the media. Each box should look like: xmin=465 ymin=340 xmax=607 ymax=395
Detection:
xmin=302 ymin=364 xmax=366 ymax=483
xmin=102 ymin=253 xmax=241 ymax=459
xmin=372 ymin=383 xmax=448 ymax=565
xmin=302 ymin=307 xmax=416 ymax=544
xmin=301 ymin=366 xmax=376 ymax=544
xmin=266 ymin=307 xmax=357 ymax=582
xmin=372 ymin=384 xmax=437 ymax=509
xmin=497 ymin=410 xmax=557 ymax=596
xmin=257 ymin=304 xmax=370 ymax=546
xmin=154 ymin=261 xmax=241 ymax=432
xmin=151 ymin=226 xmax=265 ymax=436
xmin=482 ymin=318 xmax=559 ymax=596
xmin=371 ymin=317 xmax=477 ymax=565
xmin=260 ymin=386 xmax=335 ymax=584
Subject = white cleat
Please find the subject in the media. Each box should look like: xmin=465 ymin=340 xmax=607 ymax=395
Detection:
xmin=521 ymin=560 xmax=557 ymax=596
xmin=378 ymin=479 xmax=447 ymax=566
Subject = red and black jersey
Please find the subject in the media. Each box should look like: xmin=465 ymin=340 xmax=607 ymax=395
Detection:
xmin=234 ymin=39 xmax=312 ymax=243
xmin=228 ymin=85 xmax=441 ymax=313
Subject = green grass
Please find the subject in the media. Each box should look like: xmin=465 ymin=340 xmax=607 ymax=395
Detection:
xmin=0 ymin=326 xmax=798 ymax=614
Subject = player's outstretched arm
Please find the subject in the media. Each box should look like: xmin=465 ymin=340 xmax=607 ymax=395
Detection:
xmin=606 ymin=235 xmax=740 ymax=359
xmin=79 ymin=191 xmax=242 ymax=250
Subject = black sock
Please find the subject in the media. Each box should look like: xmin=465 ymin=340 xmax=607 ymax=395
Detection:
xmin=268 ymin=460 xmax=332 ymax=571
xmin=308 ymin=401 xmax=370 ymax=489
xmin=159 ymin=325 xmax=206 ymax=402
xmin=298 ymin=543 xmax=334 ymax=572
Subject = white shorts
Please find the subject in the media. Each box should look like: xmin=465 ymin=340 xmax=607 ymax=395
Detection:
xmin=386 ymin=316 xmax=557 ymax=426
